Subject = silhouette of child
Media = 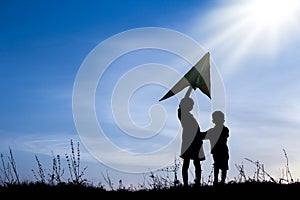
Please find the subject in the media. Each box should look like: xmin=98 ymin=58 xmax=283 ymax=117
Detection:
xmin=177 ymin=87 xmax=205 ymax=187
xmin=204 ymin=111 xmax=229 ymax=186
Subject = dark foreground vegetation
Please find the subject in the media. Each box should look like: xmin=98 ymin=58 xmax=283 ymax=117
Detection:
xmin=1 ymin=140 xmax=299 ymax=197
xmin=1 ymin=181 xmax=300 ymax=198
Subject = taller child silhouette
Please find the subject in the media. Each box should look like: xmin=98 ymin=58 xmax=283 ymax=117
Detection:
xmin=177 ymin=87 xmax=205 ymax=187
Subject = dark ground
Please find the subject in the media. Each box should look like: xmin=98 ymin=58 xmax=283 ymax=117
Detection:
xmin=1 ymin=182 xmax=299 ymax=198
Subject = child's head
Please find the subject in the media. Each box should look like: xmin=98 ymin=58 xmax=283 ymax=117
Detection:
xmin=212 ymin=110 xmax=225 ymax=125
xmin=179 ymin=97 xmax=194 ymax=111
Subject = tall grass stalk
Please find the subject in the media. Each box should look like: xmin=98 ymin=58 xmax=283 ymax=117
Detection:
xmin=48 ymin=152 xmax=64 ymax=185
xmin=0 ymin=147 xmax=20 ymax=185
xmin=32 ymin=155 xmax=46 ymax=183
xmin=65 ymin=139 xmax=87 ymax=185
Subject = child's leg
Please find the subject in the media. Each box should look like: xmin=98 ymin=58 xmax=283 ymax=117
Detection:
xmin=193 ymin=159 xmax=201 ymax=186
xmin=220 ymin=169 xmax=227 ymax=185
xmin=220 ymin=156 xmax=229 ymax=185
xmin=182 ymin=159 xmax=190 ymax=186
xmin=213 ymin=166 xmax=219 ymax=185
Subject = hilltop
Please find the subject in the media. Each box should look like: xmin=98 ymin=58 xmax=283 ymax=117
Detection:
xmin=1 ymin=181 xmax=300 ymax=198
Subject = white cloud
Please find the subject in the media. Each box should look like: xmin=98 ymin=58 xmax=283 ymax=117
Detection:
xmin=0 ymin=131 xmax=97 ymax=163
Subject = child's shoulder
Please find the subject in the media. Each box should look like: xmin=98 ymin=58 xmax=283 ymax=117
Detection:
xmin=223 ymin=125 xmax=229 ymax=135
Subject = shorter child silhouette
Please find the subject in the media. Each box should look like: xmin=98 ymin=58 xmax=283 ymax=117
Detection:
xmin=204 ymin=111 xmax=229 ymax=186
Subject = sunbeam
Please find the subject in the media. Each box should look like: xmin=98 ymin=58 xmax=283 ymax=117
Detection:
xmin=196 ymin=0 xmax=300 ymax=74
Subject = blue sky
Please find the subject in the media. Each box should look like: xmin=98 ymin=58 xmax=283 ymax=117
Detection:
xmin=1 ymin=0 xmax=300 ymax=187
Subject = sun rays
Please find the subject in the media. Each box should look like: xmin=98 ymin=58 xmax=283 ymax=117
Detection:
xmin=195 ymin=0 xmax=300 ymax=74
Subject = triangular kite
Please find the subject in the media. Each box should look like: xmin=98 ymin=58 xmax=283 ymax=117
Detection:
xmin=159 ymin=52 xmax=211 ymax=101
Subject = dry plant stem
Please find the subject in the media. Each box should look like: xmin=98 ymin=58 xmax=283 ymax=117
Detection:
xmin=283 ymin=148 xmax=293 ymax=182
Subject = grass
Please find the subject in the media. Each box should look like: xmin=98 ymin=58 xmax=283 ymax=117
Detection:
xmin=0 ymin=140 xmax=299 ymax=197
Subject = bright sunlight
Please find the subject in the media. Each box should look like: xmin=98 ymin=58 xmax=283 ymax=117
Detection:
xmin=196 ymin=0 xmax=300 ymax=73
xmin=243 ymin=0 xmax=299 ymax=31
